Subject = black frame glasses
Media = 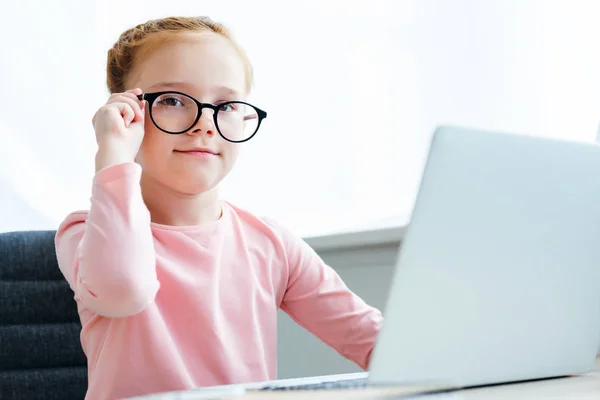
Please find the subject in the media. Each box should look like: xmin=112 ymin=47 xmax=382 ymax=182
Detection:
xmin=137 ymin=91 xmax=267 ymax=143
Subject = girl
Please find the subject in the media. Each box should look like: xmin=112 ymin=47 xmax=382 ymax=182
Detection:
xmin=55 ymin=16 xmax=383 ymax=400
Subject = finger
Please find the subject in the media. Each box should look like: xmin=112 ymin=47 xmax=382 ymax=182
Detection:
xmin=107 ymin=95 xmax=144 ymax=121
xmin=91 ymin=106 xmax=105 ymax=127
xmin=126 ymin=88 xmax=143 ymax=96
xmin=109 ymin=91 xmax=145 ymax=111
xmin=125 ymin=88 xmax=145 ymax=106
xmin=110 ymin=103 xmax=136 ymax=128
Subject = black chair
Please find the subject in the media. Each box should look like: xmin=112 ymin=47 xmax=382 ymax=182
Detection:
xmin=0 ymin=230 xmax=87 ymax=400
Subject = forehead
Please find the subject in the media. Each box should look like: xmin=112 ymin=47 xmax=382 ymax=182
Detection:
xmin=130 ymin=33 xmax=247 ymax=96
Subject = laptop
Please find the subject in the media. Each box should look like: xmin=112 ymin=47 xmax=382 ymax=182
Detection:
xmin=366 ymin=125 xmax=600 ymax=388
xmin=131 ymin=125 xmax=600 ymax=398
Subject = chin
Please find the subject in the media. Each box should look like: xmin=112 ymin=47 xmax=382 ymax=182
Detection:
xmin=173 ymin=176 xmax=221 ymax=196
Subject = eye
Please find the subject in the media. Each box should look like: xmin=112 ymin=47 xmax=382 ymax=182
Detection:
xmin=157 ymin=97 xmax=184 ymax=107
xmin=154 ymin=93 xmax=191 ymax=108
xmin=219 ymin=102 xmax=239 ymax=112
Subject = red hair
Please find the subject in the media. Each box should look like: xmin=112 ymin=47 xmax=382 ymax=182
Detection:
xmin=106 ymin=16 xmax=253 ymax=94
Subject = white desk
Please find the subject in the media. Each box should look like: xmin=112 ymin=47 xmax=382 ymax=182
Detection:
xmin=132 ymin=357 xmax=600 ymax=399
xmin=463 ymin=360 xmax=600 ymax=400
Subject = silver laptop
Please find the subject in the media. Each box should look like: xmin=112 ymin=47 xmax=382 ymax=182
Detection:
xmin=130 ymin=125 xmax=600 ymax=398
xmin=368 ymin=125 xmax=600 ymax=388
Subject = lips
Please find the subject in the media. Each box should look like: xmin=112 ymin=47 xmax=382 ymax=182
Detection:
xmin=175 ymin=148 xmax=218 ymax=155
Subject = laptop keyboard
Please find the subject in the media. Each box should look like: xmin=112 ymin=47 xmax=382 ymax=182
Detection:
xmin=258 ymin=377 xmax=369 ymax=391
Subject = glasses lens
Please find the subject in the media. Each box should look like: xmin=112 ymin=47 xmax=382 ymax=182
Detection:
xmin=150 ymin=93 xmax=198 ymax=133
xmin=216 ymin=102 xmax=260 ymax=142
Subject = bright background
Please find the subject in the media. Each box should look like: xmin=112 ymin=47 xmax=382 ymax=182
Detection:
xmin=1 ymin=0 xmax=600 ymax=236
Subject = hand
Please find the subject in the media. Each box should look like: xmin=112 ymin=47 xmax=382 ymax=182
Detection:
xmin=92 ymin=88 xmax=146 ymax=171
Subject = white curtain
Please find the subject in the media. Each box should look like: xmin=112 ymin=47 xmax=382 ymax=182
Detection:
xmin=1 ymin=0 xmax=599 ymax=236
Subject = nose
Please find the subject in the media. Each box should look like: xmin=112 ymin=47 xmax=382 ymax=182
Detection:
xmin=186 ymin=109 xmax=216 ymax=137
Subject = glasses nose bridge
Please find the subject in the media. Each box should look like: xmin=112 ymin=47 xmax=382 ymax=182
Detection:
xmin=197 ymin=102 xmax=219 ymax=120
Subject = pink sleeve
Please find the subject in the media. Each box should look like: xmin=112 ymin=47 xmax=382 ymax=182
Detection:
xmin=55 ymin=162 xmax=159 ymax=318
xmin=272 ymin=221 xmax=383 ymax=370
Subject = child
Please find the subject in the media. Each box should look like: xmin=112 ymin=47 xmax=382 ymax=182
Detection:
xmin=55 ymin=16 xmax=383 ymax=400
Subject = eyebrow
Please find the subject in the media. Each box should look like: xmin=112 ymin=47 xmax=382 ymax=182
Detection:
xmin=146 ymin=82 xmax=242 ymax=96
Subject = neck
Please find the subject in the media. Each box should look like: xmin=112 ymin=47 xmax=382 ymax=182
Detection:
xmin=140 ymin=174 xmax=222 ymax=227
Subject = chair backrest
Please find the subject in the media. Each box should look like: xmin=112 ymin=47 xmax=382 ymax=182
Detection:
xmin=0 ymin=230 xmax=87 ymax=400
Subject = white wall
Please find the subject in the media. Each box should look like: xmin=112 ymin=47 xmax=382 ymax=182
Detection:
xmin=0 ymin=175 xmax=54 ymax=232
xmin=2 ymin=0 xmax=600 ymax=235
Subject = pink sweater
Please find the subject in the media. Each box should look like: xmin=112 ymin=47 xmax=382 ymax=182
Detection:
xmin=55 ymin=162 xmax=383 ymax=400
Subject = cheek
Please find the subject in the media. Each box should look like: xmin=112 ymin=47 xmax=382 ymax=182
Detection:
xmin=142 ymin=116 xmax=164 ymax=146
xmin=137 ymin=125 xmax=173 ymax=162
xmin=223 ymin=143 xmax=241 ymax=166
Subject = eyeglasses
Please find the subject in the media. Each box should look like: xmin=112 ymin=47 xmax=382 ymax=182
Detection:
xmin=137 ymin=91 xmax=267 ymax=143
